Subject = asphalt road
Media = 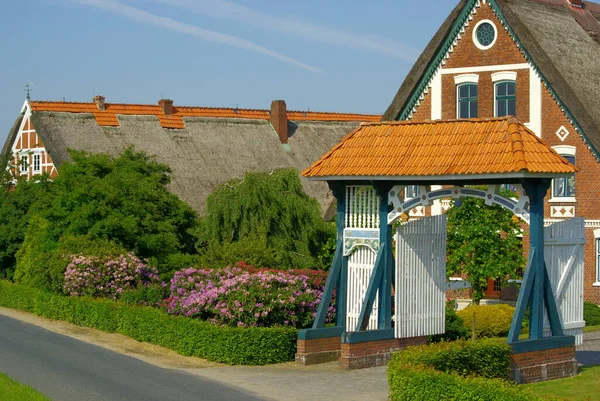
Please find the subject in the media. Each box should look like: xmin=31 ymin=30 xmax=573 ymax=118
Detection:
xmin=0 ymin=314 xmax=265 ymax=401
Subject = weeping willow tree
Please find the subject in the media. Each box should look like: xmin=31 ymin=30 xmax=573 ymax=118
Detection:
xmin=197 ymin=168 xmax=335 ymax=270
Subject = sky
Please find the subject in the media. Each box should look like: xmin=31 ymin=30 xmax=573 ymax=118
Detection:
xmin=0 ymin=0 xmax=456 ymax=144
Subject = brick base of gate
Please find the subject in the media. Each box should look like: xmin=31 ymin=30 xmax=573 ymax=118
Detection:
xmin=339 ymin=336 xmax=427 ymax=370
xmin=510 ymin=346 xmax=577 ymax=384
xmin=295 ymin=336 xmax=341 ymax=365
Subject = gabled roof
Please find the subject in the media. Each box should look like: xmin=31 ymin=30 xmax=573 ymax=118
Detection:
xmin=382 ymin=0 xmax=600 ymax=159
xmin=5 ymin=100 xmax=379 ymax=216
xmin=303 ymin=117 xmax=577 ymax=180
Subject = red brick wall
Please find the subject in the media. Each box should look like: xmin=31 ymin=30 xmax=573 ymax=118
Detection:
xmin=510 ymin=346 xmax=577 ymax=383
xmin=411 ymin=92 xmax=432 ymax=121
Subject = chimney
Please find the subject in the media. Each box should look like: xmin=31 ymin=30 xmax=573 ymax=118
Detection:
xmin=93 ymin=95 xmax=106 ymax=111
xmin=270 ymin=100 xmax=288 ymax=143
xmin=569 ymin=0 xmax=583 ymax=7
xmin=159 ymin=99 xmax=174 ymax=115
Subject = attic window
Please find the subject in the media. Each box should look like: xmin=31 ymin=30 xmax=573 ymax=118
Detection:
xmin=473 ymin=20 xmax=497 ymax=50
xmin=20 ymin=155 xmax=28 ymax=174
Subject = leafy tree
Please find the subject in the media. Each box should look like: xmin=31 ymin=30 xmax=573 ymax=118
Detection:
xmin=197 ymin=168 xmax=335 ymax=270
xmin=14 ymin=148 xmax=199 ymax=290
xmin=0 ymin=158 xmax=54 ymax=279
xmin=446 ymin=190 xmax=525 ymax=304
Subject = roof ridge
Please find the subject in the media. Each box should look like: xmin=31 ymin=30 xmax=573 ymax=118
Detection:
xmin=508 ymin=117 xmax=528 ymax=171
xmin=29 ymin=100 xmax=379 ymax=117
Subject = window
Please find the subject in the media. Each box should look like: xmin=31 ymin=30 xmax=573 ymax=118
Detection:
xmin=405 ymin=185 xmax=419 ymax=200
xmin=553 ymin=155 xmax=575 ymax=198
xmin=33 ymin=154 xmax=41 ymax=173
xmin=20 ymin=155 xmax=28 ymax=174
xmin=473 ymin=20 xmax=498 ymax=50
xmin=495 ymin=81 xmax=516 ymax=117
xmin=457 ymin=84 xmax=478 ymax=119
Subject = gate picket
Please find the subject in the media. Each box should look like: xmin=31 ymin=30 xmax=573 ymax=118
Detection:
xmin=395 ymin=215 xmax=447 ymax=338
xmin=543 ymin=218 xmax=585 ymax=345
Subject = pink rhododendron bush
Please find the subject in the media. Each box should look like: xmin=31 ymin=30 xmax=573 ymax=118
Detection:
xmin=167 ymin=266 xmax=335 ymax=328
xmin=64 ymin=253 xmax=162 ymax=299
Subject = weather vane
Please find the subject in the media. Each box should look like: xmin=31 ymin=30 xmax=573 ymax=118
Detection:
xmin=25 ymin=82 xmax=33 ymax=101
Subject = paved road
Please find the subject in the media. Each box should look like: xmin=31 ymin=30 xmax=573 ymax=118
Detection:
xmin=0 ymin=314 xmax=264 ymax=401
xmin=576 ymin=330 xmax=600 ymax=367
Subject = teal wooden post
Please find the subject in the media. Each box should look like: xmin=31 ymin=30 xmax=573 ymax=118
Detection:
xmin=311 ymin=182 xmax=346 ymax=329
xmin=334 ymin=183 xmax=348 ymax=329
xmin=375 ymin=183 xmax=393 ymax=330
xmin=527 ymin=181 xmax=548 ymax=340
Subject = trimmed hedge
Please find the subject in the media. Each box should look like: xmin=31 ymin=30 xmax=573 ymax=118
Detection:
xmin=393 ymin=339 xmax=511 ymax=379
xmin=388 ymin=363 xmax=541 ymax=401
xmin=388 ymin=340 xmax=541 ymax=401
xmin=0 ymin=281 xmax=297 ymax=365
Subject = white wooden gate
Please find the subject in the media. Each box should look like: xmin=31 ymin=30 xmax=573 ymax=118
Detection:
xmin=544 ymin=218 xmax=585 ymax=345
xmin=395 ymin=215 xmax=447 ymax=338
xmin=345 ymin=186 xmax=379 ymax=331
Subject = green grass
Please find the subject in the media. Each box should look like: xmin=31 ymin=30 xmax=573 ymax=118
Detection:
xmin=583 ymin=324 xmax=600 ymax=333
xmin=524 ymin=365 xmax=600 ymax=401
xmin=0 ymin=373 xmax=50 ymax=401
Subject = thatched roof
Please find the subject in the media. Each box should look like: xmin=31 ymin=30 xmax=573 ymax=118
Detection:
xmin=6 ymin=102 xmax=376 ymax=218
xmin=382 ymin=0 xmax=600 ymax=158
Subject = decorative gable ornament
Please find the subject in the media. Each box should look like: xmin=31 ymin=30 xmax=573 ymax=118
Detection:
xmin=556 ymin=126 xmax=570 ymax=142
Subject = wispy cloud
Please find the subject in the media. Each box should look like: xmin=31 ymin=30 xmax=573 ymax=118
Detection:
xmin=145 ymin=0 xmax=418 ymax=61
xmin=70 ymin=0 xmax=322 ymax=73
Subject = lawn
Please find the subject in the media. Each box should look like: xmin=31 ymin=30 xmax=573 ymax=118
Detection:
xmin=0 ymin=373 xmax=50 ymax=401
xmin=583 ymin=324 xmax=600 ymax=333
xmin=524 ymin=365 xmax=600 ymax=401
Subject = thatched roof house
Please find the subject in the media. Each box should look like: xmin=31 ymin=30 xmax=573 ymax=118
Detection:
xmin=3 ymin=98 xmax=379 ymax=217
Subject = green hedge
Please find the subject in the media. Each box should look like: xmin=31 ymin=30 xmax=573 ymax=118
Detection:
xmin=584 ymin=301 xmax=600 ymax=326
xmin=0 ymin=281 xmax=297 ymax=365
xmin=388 ymin=340 xmax=541 ymax=401
xmin=388 ymin=362 xmax=541 ymax=401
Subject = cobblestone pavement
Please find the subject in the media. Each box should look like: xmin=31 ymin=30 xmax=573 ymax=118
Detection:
xmin=576 ymin=330 xmax=600 ymax=367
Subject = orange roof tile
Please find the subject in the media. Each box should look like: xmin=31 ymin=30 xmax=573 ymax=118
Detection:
xmin=303 ymin=118 xmax=578 ymax=179
xmin=29 ymin=101 xmax=379 ymax=130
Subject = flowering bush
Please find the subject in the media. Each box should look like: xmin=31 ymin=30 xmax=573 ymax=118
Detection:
xmin=233 ymin=261 xmax=329 ymax=287
xmin=64 ymin=253 xmax=162 ymax=299
xmin=167 ymin=266 xmax=335 ymax=328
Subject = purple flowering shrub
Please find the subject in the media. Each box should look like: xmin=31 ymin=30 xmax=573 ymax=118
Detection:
xmin=64 ymin=253 xmax=162 ymax=299
xmin=167 ymin=266 xmax=335 ymax=328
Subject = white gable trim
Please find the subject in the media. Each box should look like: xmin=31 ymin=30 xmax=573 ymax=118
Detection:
xmin=491 ymin=71 xmax=518 ymax=82
xmin=12 ymin=101 xmax=33 ymax=154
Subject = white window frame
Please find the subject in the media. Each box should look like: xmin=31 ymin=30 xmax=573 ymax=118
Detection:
xmin=472 ymin=19 xmax=498 ymax=51
xmin=494 ymin=80 xmax=517 ymax=117
xmin=456 ymin=82 xmax=479 ymax=119
xmin=549 ymin=146 xmax=576 ymax=203
xmin=33 ymin=153 xmax=41 ymax=174
xmin=594 ymin=229 xmax=600 ymax=286
xmin=19 ymin=155 xmax=28 ymax=174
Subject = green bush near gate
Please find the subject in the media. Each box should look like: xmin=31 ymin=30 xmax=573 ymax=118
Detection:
xmin=457 ymin=304 xmax=515 ymax=339
xmin=583 ymin=301 xmax=600 ymax=326
xmin=0 ymin=281 xmax=297 ymax=365
xmin=388 ymin=340 xmax=541 ymax=401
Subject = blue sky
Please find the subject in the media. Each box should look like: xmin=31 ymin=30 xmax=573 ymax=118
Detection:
xmin=0 ymin=0 xmax=456 ymax=143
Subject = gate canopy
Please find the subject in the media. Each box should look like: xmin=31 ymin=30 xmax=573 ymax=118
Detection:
xmin=302 ymin=117 xmax=577 ymax=183
xmin=299 ymin=116 xmax=580 ymax=354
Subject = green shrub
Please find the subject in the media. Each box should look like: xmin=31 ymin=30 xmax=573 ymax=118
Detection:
xmin=430 ymin=302 xmax=470 ymax=343
xmin=0 ymin=281 xmax=296 ymax=365
xmin=458 ymin=303 xmax=515 ymax=338
xmin=393 ymin=339 xmax=511 ymax=379
xmin=388 ymin=339 xmax=540 ymax=401
xmin=14 ymin=224 xmax=127 ymax=293
xmin=197 ymin=168 xmax=335 ymax=270
xmin=121 ymin=284 xmax=168 ymax=308
xmin=584 ymin=301 xmax=600 ymax=326
xmin=388 ymin=361 xmax=541 ymax=401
